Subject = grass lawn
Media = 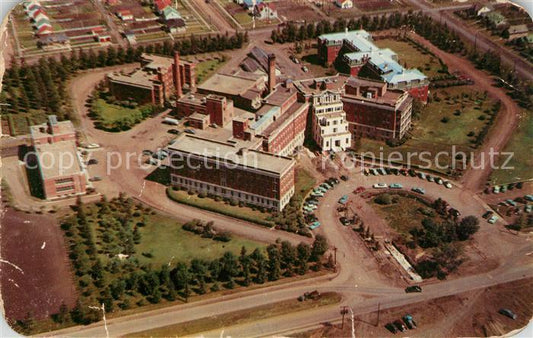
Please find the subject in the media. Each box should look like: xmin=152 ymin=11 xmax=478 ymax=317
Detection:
xmin=166 ymin=188 xmax=274 ymax=226
xmin=135 ymin=212 xmax=265 ymax=266
xmin=371 ymin=193 xmax=443 ymax=239
xmin=294 ymin=167 xmax=316 ymax=200
xmin=374 ymin=38 xmax=445 ymax=78
xmin=194 ymin=57 xmax=228 ymax=84
xmin=94 ymin=99 xmax=144 ymax=123
xmin=356 ymin=86 xmax=498 ymax=171
xmin=127 ymin=292 xmax=342 ymax=337
xmin=490 ymin=111 xmax=533 ymax=184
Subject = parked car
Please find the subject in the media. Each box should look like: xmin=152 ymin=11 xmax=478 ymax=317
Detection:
xmin=403 ymin=314 xmax=417 ymax=329
xmin=379 ymin=168 xmax=387 ymax=175
xmin=501 ymin=185 xmax=508 ymax=193
xmin=525 ymin=204 xmax=532 ymax=213
xmin=450 ymin=208 xmax=461 ymax=218
xmin=405 ymin=285 xmax=422 ymax=293
xmin=525 ymin=194 xmax=533 ymax=202
xmin=328 ymin=177 xmax=340 ymax=185
xmin=506 ymin=199 xmax=518 ymax=207
xmin=142 ymin=149 xmax=153 ymax=155
xmin=89 ymin=176 xmax=102 ymax=182
xmin=354 ymin=186 xmax=366 ymax=194
xmin=184 ymin=129 xmax=196 ymax=134
xmin=499 ymin=308 xmax=517 ymax=320
xmin=389 ymin=183 xmax=403 ymax=189
xmin=482 ymin=210 xmax=494 ymax=219
xmin=444 ymin=181 xmax=453 ymax=189
xmin=393 ymin=320 xmax=407 ymax=332
xmin=427 ymin=175 xmax=435 ymax=182
xmin=488 ymin=215 xmax=499 ymax=224
xmin=87 ymin=159 xmax=98 ymax=165
xmin=373 ymin=183 xmax=387 ymax=189
xmin=412 ymin=187 xmax=425 ymax=195
xmin=493 ymin=185 xmax=501 ymax=194
xmin=302 ymin=66 xmax=308 ymax=72
xmin=340 ymin=175 xmax=349 ymax=181
xmin=370 ymin=168 xmax=378 ymax=175
xmin=168 ymin=129 xmax=180 ymax=135
xmin=436 ymin=178 xmax=443 ymax=185
xmin=385 ymin=323 xmax=398 ymax=334
xmin=84 ymin=143 xmax=100 ymax=149
xmin=338 ymin=195 xmax=349 ymax=204
xmin=308 ymin=221 xmax=321 ymax=230
xmin=418 ymin=172 xmax=426 ymax=180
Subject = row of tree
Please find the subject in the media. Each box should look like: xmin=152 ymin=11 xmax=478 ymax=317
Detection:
xmin=58 ymin=194 xmax=330 ymax=326
xmin=0 ymin=31 xmax=249 ymax=117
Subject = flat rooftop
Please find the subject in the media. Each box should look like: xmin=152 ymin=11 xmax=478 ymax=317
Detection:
xmin=264 ymin=86 xmax=296 ymax=106
xmin=35 ymin=141 xmax=83 ymax=179
xmin=293 ymin=74 xmax=349 ymax=95
xmin=168 ymin=135 xmax=294 ymax=175
xmin=108 ymin=68 xmax=156 ymax=88
xmin=198 ymin=73 xmax=261 ymax=96
xmin=30 ymin=120 xmax=75 ymax=140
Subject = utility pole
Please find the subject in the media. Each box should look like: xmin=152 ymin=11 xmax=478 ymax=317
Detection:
xmin=340 ymin=306 xmax=349 ymax=329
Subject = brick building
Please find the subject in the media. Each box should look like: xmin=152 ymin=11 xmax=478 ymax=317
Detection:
xmin=197 ymin=72 xmax=265 ymax=110
xmin=317 ymin=30 xmax=429 ymax=103
xmin=176 ymin=93 xmax=234 ymax=127
xmin=342 ymin=77 xmax=413 ymax=141
xmin=29 ymin=116 xmax=87 ymax=200
xmin=168 ymin=135 xmax=295 ymax=211
xmin=107 ymin=52 xmax=196 ymax=106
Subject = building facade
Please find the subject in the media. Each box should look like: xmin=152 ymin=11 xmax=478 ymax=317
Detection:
xmin=29 ymin=116 xmax=87 ymax=200
xmin=342 ymin=77 xmax=412 ymax=141
xmin=168 ymin=135 xmax=295 ymax=211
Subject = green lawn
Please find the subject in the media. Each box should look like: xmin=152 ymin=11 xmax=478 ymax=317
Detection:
xmin=94 ymin=99 xmax=144 ymax=123
xmin=194 ymin=57 xmax=228 ymax=84
xmin=166 ymin=188 xmax=274 ymax=226
xmin=294 ymin=167 xmax=316 ymax=200
xmin=374 ymin=38 xmax=445 ymax=78
xmin=371 ymin=193 xmax=442 ymax=239
xmin=490 ymin=111 xmax=533 ymax=184
xmin=135 ymin=212 xmax=265 ymax=266
xmin=356 ymin=86 xmax=498 ymax=171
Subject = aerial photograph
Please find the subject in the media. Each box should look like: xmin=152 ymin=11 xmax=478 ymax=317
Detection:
xmin=0 ymin=0 xmax=531 ymax=336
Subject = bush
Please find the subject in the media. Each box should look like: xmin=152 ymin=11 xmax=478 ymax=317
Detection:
xmin=478 ymin=115 xmax=486 ymax=120
xmin=441 ymin=117 xmax=450 ymax=123
xmin=375 ymin=193 xmax=394 ymax=205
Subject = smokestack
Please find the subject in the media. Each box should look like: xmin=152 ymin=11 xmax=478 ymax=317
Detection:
xmin=173 ymin=51 xmax=182 ymax=99
xmin=268 ymin=53 xmax=276 ymax=94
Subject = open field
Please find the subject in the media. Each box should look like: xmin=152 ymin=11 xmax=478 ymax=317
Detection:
xmin=0 ymin=208 xmax=77 ymax=323
xmin=490 ymin=111 xmax=533 ymax=184
xmin=128 ymin=292 xmax=342 ymax=337
xmin=356 ymin=86 xmax=500 ymax=172
xmin=374 ymin=38 xmax=445 ymax=78
xmin=135 ymin=212 xmax=265 ymax=266
xmin=294 ymin=167 xmax=317 ymax=200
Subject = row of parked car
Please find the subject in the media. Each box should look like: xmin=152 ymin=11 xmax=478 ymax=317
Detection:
xmin=304 ymin=177 xmax=342 ymax=230
xmin=490 ymin=182 xmax=525 ymax=194
xmin=385 ymin=314 xmax=417 ymax=334
xmin=364 ymin=167 xmax=453 ymax=189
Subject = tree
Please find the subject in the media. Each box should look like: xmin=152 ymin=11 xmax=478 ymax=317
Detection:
xmin=267 ymin=244 xmax=281 ymax=281
xmin=311 ymin=235 xmax=328 ymax=261
xmin=56 ymin=302 xmax=70 ymax=324
xmin=296 ymin=243 xmax=311 ymax=275
xmin=456 ymin=216 xmax=479 ymax=240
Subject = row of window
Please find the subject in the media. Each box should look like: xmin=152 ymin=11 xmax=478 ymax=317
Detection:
xmin=55 ymin=177 xmax=74 ymax=185
xmin=56 ymin=185 xmax=75 ymax=192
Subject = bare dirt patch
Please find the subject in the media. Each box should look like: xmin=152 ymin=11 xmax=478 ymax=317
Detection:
xmin=0 ymin=208 xmax=76 ymax=321
xmin=298 ymin=278 xmax=533 ymax=337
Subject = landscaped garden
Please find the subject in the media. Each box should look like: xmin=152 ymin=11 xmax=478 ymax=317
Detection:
xmin=24 ymin=194 xmax=332 ymax=335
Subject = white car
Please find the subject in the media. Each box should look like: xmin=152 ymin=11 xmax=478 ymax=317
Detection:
xmin=85 ymin=143 xmax=100 ymax=149
xmin=436 ymin=178 xmax=443 ymax=185
xmin=373 ymin=183 xmax=387 ymax=189
xmin=488 ymin=215 xmax=499 ymax=224
xmin=444 ymin=181 xmax=452 ymax=189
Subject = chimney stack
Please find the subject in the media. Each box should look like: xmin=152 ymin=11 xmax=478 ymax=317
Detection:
xmin=268 ymin=53 xmax=276 ymax=94
xmin=173 ymin=51 xmax=182 ymax=99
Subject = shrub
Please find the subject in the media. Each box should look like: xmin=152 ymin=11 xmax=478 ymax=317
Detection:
xmin=375 ymin=193 xmax=394 ymax=205
xmin=467 ymin=131 xmax=475 ymax=137
xmin=478 ymin=115 xmax=486 ymax=120
xmin=441 ymin=117 xmax=450 ymax=123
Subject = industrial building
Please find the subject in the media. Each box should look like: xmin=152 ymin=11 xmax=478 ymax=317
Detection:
xmin=317 ymin=29 xmax=429 ymax=102
xmin=168 ymin=135 xmax=295 ymax=211
xmin=107 ymin=52 xmax=196 ymax=106
xmin=29 ymin=116 xmax=87 ymax=200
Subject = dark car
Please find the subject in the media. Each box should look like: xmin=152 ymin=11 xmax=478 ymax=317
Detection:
xmin=499 ymin=308 xmax=517 ymax=320
xmin=340 ymin=175 xmax=349 ymax=181
xmin=168 ymin=129 xmax=180 ymax=135
xmin=87 ymin=159 xmax=98 ymax=165
xmin=328 ymin=177 xmax=340 ymax=184
xmin=405 ymin=285 xmax=422 ymax=293
xmin=393 ymin=320 xmax=407 ymax=332
xmin=184 ymin=129 xmax=196 ymax=134
xmin=89 ymin=176 xmax=102 ymax=182
xmin=385 ymin=323 xmax=398 ymax=334
xmin=142 ymin=149 xmax=153 ymax=155
xmin=482 ymin=210 xmax=494 ymax=219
